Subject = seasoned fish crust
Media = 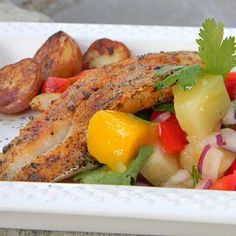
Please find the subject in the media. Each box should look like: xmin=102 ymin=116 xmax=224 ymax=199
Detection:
xmin=0 ymin=51 xmax=201 ymax=182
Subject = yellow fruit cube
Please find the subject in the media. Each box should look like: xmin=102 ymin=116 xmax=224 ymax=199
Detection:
xmin=87 ymin=110 xmax=155 ymax=171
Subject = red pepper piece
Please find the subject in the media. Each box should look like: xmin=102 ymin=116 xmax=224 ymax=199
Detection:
xmin=225 ymin=72 xmax=236 ymax=100
xmin=159 ymin=114 xmax=188 ymax=155
xmin=42 ymin=77 xmax=72 ymax=93
xmin=225 ymin=159 xmax=236 ymax=176
xmin=211 ymin=171 xmax=236 ymax=191
xmin=42 ymin=70 xmax=92 ymax=93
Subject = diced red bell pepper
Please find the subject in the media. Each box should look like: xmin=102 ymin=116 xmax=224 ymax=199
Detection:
xmin=225 ymin=72 xmax=236 ymax=100
xmin=42 ymin=77 xmax=72 ymax=93
xmin=42 ymin=70 xmax=92 ymax=93
xmin=211 ymin=171 xmax=236 ymax=191
xmin=225 ymin=159 xmax=236 ymax=176
xmin=158 ymin=114 xmax=188 ymax=155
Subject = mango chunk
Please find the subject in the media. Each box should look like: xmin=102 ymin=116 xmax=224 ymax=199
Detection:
xmin=87 ymin=110 xmax=155 ymax=171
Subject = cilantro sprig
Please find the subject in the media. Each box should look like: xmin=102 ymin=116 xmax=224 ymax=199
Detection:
xmin=155 ymin=18 xmax=236 ymax=91
xmin=73 ymin=146 xmax=153 ymax=185
xmin=197 ymin=18 xmax=236 ymax=78
xmin=153 ymin=65 xmax=184 ymax=77
xmin=156 ymin=65 xmax=202 ymax=91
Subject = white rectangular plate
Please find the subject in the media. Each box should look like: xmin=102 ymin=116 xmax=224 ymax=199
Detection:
xmin=0 ymin=22 xmax=236 ymax=236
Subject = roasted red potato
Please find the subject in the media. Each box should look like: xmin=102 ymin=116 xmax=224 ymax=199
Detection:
xmin=34 ymin=31 xmax=82 ymax=80
xmin=82 ymin=38 xmax=130 ymax=69
xmin=0 ymin=58 xmax=42 ymax=114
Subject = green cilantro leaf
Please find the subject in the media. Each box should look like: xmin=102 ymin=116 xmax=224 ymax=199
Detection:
xmin=196 ymin=18 xmax=236 ymax=78
xmin=192 ymin=165 xmax=202 ymax=187
xmin=153 ymin=65 xmax=184 ymax=77
xmin=153 ymin=102 xmax=174 ymax=113
xmin=155 ymin=19 xmax=236 ymax=92
xmin=156 ymin=65 xmax=203 ymax=91
xmin=73 ymin=145 xmax=153 ymax=185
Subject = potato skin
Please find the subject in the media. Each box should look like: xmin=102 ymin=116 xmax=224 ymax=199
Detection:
xmin=82 ymin=38 xmax=130 ymax=69
xmin=34 ymin=31 xmax=82 ymax=80
xmin=30 ymin=93 xmax=61 ymax=112
xmin=0 ymin=58 xmax=42 ymax=114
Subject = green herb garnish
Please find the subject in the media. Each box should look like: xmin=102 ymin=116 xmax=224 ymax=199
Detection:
xmin=73 ymin=145 xmax=153 ymax=185
xmin=153 ymin=65 xmax=184 ymax=77
xmin=192 ymin=165 xmax=202 ymax=187
xmin=156 ymin=65 xmax=202 ymax=91
xmin=197 ymin=18 xmax=236 ymax=78
xmin=155 ymin=18 xmax=236 ymax=91
xmin=153 ymin=102 xmax=174 ymax=113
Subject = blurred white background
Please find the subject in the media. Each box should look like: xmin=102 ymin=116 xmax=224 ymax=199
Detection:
xmin=5 ymin=0 xmax=236 ymax=26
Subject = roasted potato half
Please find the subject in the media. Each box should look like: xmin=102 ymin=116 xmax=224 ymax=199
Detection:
xmin=30 ymin=93 xmax=61 ymax=112
xmin=0 ymin=58 xmax=42 ymax=114
xmin=82 ymin=38 xmax=130 ymax=69
xmin=34 ymin=31 xmax=82 ymax=80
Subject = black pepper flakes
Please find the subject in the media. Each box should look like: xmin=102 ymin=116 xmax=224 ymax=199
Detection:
xmin=82 ymin=91 xmax=91 ymax=100
xmin=31 ymin=163 xmax=38 ymax=169
xmin=91 ymin=86 xmax=99 ymax=92
xmin=0 ymin=159 xmax=6 ymax=166
xmin=154 ymin=66 xmax=162 ymax=70
xmin=67 ymin=104 xmax=76 ymax=112
xmin=107 ymin=47 xmax=114 ymax=55
xmin=28 ymin=115 xmax=34 ymax=121
xmin=2 ymin=143 xmax=13 ymax=153
xmin=82 ymin=160 xmax=87 ymax=167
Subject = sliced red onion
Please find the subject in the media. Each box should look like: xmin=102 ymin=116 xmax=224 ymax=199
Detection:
xmin=195 ymin=178 xmax=213 ymax=189
xmin=219 ymin=128 xmax=236 ymax=153
xmin=203 ymin=134 xmax=235 ymax=177
xmin=198 ymin=144 xmax=211 ymax=175
xmin=223 ymin=102 xmax=236 ymax=125
xmin=153 ymin=112 xmax=171 ymax=122
xmin=215 ymin=133 xmax=226 ymax=146
xmin=198 ymin=144 xmax=222 ymax=180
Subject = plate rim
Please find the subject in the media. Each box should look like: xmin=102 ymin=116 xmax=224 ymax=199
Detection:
xmin=0 ymin=22 xmax=236 ymax=234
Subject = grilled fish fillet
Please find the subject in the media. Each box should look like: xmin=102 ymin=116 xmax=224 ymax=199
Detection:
xmin=0 ymin=51 xmax=201 ymax=182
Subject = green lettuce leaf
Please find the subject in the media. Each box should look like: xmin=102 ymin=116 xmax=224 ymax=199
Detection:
xmin=73 ymin=145 xmax=153 ymax=185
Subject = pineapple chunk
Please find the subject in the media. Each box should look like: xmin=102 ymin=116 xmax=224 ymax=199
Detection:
xmin=180 ymin=135 xmax=235 ymax=178
xmin=173 ymin=74 xmax=230 ymax=137
xmin=141 ymin=143 xmax=180 ymax=186
xmin=87 ymin=110 xmax=155 ymax=171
